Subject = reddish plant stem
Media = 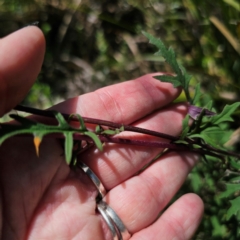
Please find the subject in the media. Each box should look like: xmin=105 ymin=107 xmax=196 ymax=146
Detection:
xmin=14 ymin=105 xmax=178 ymax=141
xmin=74 ymin=134 xmax=185 ymax=150
xmin=13 ymin=105 xmax=240 ymax=159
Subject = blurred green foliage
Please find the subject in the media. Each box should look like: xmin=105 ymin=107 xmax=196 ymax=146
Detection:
xmin=1 ymin=0 xmax=240 ymax=238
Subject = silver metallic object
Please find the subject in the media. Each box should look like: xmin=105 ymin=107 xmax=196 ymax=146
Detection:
xmin=77 ymin=161 xmax=106 ymax=201
xmin=97 ymin=201 xmax=131 ymax=240
xmin=97 ymin=202 xmax=119 ymax=240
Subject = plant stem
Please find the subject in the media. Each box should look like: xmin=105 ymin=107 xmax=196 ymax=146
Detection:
xmin=13 ymin=105 xmax=240 ymax=160
xmin=14 ymin=105 xmax=178 ymax=141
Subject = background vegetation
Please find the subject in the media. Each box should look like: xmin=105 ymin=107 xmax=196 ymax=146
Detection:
xmin=1 ymin=0 xmax=240 ymax=238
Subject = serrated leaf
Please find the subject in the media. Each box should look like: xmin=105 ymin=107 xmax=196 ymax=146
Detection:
xmin=210 ymin=102 xmax=240 ymax=125
xmin=84 ymin=131 xmax=103 ymax=151
xmin=64 ymin=132 xmax=73 ymax=164
xmin=142 ymin=31 xmax=191 ymax=101
xmin=219 ymin=183 xmax=240 ymax=198
xmin=143 ymin=31 xmax=182 ymax=79
xmin=226 ymin=196 xmax=240 ymax=220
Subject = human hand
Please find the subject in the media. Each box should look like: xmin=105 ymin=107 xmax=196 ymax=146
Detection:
xmin=0 ymin=27 xmax=203 ymax=240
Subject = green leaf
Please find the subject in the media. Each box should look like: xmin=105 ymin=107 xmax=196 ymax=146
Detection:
xmin=142 ymin=31 xmax=182 ymax=78
xmin=69 ymin=113 xmax=87 ymax=131
xmin=0 ymin=112 xmax=104 ymax=165
xmin=95 ymin=125 xmax=102 ymax=134
xmin=226 ymin=196 xmax=240 ymax=220
xmin=95 ymin=125 xmax=124 ymax=135
xmin=230 ymin=159 xmax=240 ymax=170
xmin=179 ymin=64 xmax=192 ymax=90
xmin=174 ymin=139 xmax=189 ymax=144
xmin=190 ymin=126 xmax=230 ymax=147
xmin=192 ymin=83 xmax=202 ymax=105
xmin=53 ymin=111 xmax=70 ymax=128
xmin=101 ymin=129 xmax=119 ymax=135
xmin=142 ymin=31 xmax=191 ymax=101
xmin=64 ymin=132 xmax=73 ymax=164
xmin=84 ymin=131 xmax=103 ymax=151
xmin=210 ymin=102 xmax=240 ymax=125
xmin=119 ymin=125 xmax=124 ymax=132
xmin=204 ymin=100 xmax=213 ymax=110
xmin=219 ymin=183 xmax=240 ymax=198
xmin=210 ymin=215 xmax=228 ymax=237
xmin=154 ymin=75 xmax=182 ymax=88
xmin=0 ymin=116 xmax=48 ymax=145
xmin=181 ymin=114 xmax=190 ymax=139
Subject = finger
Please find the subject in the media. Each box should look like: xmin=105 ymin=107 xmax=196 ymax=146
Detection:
xmin=51 ymin=74 xmax=183 ymax=187
xmin=104 ymin=152 xmax=199 ymax=233
xmin=80 ymin=103 xmax=188 ymax=189
xmin=0 ymin=26 xmax=45 ymax=116
xmin=131 ymin=193 xmax=204 ymax=240
xmin=52 ymin=73 xmax=181 ymax=124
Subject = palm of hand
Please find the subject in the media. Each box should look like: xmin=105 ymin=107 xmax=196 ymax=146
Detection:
xmin=0 ymin=27 xmax=203 ymax=240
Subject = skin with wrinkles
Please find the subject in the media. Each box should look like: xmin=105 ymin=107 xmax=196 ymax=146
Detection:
xmin=0 ymin=26 xmax=203 ymax=240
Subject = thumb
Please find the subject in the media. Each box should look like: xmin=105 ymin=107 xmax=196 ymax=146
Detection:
xmin=0 ymin=26 xmax=45 ymax=116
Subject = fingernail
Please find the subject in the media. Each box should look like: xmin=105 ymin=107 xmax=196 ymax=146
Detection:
xmin=23 ymin=21 xmax=39 ymax=28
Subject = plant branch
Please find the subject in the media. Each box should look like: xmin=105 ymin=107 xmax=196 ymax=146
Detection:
xmin=14 ymin=105 xmax=178 ymax=141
